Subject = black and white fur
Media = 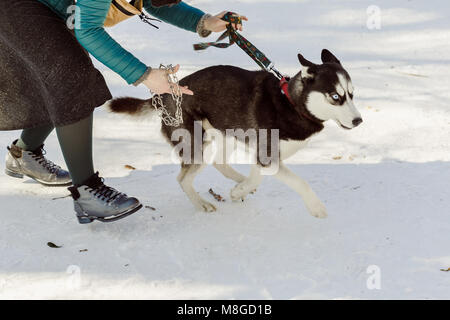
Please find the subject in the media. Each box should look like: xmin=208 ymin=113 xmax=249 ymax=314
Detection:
xmin=109 ymin=49 xmax=362 ymax=218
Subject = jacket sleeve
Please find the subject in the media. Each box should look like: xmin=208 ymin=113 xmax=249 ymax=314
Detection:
xmin=143 ymin=0 xmax=205 ymax=33
xmin=74 ymin=0 xmax=148 ymax=85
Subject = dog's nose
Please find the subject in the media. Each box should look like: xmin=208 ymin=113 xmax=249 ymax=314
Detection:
xmin=352 ymin=117 xmax=363 ymax=127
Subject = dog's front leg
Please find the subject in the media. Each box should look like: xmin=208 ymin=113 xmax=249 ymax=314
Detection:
xmin=230 ymin=164 xmax=263 ymax=201
xmin=274 ymin=163 xmax=327 ymax=219
xmin=178 ymin=164 xmax=216 ymax=213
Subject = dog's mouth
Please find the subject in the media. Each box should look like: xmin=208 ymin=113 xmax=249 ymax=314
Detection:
xmin=337 ymin=121 xmax=352 ymax=130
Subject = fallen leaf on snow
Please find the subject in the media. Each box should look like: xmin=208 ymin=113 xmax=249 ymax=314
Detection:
xmin=47 ymin=242 xmax=62 ymax=248
xmin=209 ymin=188 xmax=225 ymax=202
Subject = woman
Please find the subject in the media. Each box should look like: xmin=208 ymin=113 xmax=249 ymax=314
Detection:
xmin=0 ymin=0 xmax=246 ymax=224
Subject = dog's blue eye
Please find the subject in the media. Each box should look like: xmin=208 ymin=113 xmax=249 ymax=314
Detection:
xmin=331 ymin=93 xmax=340 ymax=101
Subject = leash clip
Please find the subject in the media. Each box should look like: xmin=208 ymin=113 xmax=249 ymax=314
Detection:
xmin=139 ymin=13 xmax=161 ymax=29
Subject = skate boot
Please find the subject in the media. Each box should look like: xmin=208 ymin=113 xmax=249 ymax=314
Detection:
xmin=68 ymin=172 xmax=142 ymax=224
xmin=5 ymin=140 xmax=72 ymax=186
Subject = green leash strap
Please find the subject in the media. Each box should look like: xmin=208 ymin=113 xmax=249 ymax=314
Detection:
xmin=194 ymin=12 xmax=282 ymax=78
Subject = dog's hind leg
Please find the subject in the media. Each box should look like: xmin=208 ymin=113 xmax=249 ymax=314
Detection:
xmin=230 ymin=164 xmax=263 ymax=201
xmin=213 ymin=163 xmax=246 ymax=183
xmin=177 ymin=163 xmax=216 ymax=213
xmin=273 ymin=163 xmax=327 ymax=219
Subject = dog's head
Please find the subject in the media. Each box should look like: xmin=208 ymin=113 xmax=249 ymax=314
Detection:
xmin=290 ymin=49 xmax=362 ymax=130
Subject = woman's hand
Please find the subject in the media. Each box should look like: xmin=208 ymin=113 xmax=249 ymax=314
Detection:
xmin=143 ymin=64 xmax=193 ymax=95
xmin=204 ymin=11 xmax=248 ymax=33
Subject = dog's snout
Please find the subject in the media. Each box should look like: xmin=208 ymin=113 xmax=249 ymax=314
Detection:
xmin=352 ymin=117 xmax=363 ymax=127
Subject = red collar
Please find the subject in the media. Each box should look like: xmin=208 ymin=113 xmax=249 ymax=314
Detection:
xmin=280 ymin=77 xmax=294 ymax=105
xmin=279 ymin=77 xmax=323 ymax=125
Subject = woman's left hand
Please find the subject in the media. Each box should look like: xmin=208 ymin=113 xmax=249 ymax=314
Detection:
xmin=204 ymin=11 xmax=248 ymax=33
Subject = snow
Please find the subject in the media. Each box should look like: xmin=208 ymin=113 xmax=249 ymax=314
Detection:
xmin=0 ymin=0 xmax=449 ymax=299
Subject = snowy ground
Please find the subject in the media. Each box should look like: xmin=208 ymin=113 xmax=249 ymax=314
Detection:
xmin=1 ymin=0 xmax=449 ymax=299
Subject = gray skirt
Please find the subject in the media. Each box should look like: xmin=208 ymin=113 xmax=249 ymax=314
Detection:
xmin=0 ymin=0 xmax=112 ymax=130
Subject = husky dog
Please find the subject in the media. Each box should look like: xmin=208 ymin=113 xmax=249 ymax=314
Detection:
xmin=109 ymin=49 xmax=362 ymax=218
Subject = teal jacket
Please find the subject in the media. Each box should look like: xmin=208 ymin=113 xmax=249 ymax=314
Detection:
xmin=38 ymin=0 xmax=205 ymax=84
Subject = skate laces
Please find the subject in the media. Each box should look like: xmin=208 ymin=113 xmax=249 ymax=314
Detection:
xmin=30 ymin=146 xmax=61 ymax=173
xmin=84 ymin=172 xmax=124 ymax=203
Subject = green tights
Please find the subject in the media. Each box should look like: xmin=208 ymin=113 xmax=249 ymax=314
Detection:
xmin=17 ymin=114 xmax=94 ymax=186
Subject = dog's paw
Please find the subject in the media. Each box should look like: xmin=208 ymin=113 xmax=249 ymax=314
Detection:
xmin=197 ymin=200 xmax=217 ymax=213
xmin=305 ymin=198 xmax=328 ymax=219
xmin=230 ymin=183 xmax=252 ymax=201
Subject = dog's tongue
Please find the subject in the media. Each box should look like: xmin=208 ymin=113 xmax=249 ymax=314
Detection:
xmin=150 ymin=0 xmax=181 ymax=7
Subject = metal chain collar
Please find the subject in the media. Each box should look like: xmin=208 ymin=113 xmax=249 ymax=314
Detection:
xmin=151 ymin=64 xmax=184 ymax=127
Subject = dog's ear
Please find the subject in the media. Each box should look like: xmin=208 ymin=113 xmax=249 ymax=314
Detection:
xmin=321 ymin=49 xmax=341 ymax=65
xmin=298 ymin=53 xmax=316 ymax=79
xmin=298 ymin=53 xmax=315 ymax=67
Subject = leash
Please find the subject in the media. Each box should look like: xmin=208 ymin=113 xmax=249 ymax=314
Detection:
xmin=194 ymin=12 xmax=286 ymax=81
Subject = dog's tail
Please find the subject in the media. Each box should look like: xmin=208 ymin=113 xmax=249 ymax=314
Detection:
xmin=107 ymin=97 xmax=151 ymax=116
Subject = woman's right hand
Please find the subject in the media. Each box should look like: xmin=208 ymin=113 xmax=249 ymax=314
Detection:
xmin=142 ymin=64 xmax=193 ymax=95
